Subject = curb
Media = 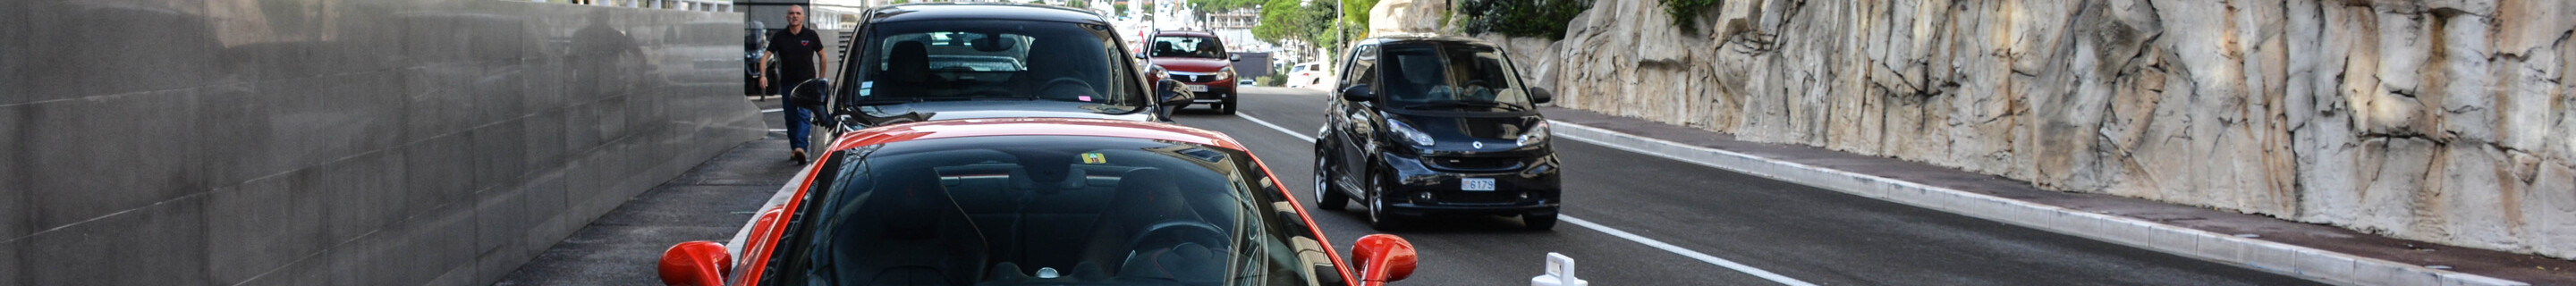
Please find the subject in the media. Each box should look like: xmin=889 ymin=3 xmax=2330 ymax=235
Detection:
xmin=1546 ymin=121 xmax=2525 ymax=286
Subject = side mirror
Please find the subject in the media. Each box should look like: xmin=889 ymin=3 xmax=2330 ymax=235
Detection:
xmin=790 ymin=79 xmax=832 ymax=104
xmin=1157 ymin=78 xmax=1197 ymax=106
xmin=1136 ymin=52 xmax=1150 ymax=60
xmin=1229 ymin=54 xmax=1241 ymax=62
xmin=1339 ymin=84 xmax=1374 ymax=102
xmin=1530 ymin=87 xmax=1554 ymax=104
xmin=1351 ymin=234 xmax=1417 ymax=284
xmin=657 ymin=241 xmax=731 ymax=286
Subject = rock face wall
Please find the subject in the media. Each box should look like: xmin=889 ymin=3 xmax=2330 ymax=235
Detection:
xmin=1476 ymin=0 xmax=2574 ymax=258
xmin=0 ymin=1 xmax=765 ymax=285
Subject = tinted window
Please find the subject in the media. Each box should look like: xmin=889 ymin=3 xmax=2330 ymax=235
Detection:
xmin=843 ymin=20 xmax=1140 ymax=106
xmin=1372 ymin=43 xmax=1532 ymax=111
xmin=1150 ymin=36 xmax=1227 ymax=59
xmin=761 ymin=136 xmax=1348 ymax=286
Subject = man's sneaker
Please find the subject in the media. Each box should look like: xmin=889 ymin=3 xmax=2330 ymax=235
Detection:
xmin=791 ymin=148 xmax=808 ymax=164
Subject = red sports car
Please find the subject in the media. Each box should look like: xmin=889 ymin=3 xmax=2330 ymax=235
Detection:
xmin=659 ymin=117 xmax=1420 ymax=286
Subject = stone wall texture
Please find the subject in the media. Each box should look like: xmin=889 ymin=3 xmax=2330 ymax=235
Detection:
xmin=1460 ymin=0 xmax=2574 ymax=259
xmin=0 ymin=0 xmax=766 ymax=285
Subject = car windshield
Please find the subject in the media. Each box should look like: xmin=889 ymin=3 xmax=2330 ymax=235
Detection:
xmin=1376 ymin=44 xmax=1533 ymax=111
xmin=761 ymin=136 xmax=1348 ymax=286
xmin=1149 ymin=36 xmax=1226 ymax=59
xmin=843 ymin=20 xmax=1141 ymax=106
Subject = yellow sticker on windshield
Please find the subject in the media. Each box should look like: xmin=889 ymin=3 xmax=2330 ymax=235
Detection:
xmin=1080 ymin=152 xmax=1107 ymax=164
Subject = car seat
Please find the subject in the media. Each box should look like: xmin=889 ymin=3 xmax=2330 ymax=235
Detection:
xmin=827 ymin=167 xmax=988 ymax=286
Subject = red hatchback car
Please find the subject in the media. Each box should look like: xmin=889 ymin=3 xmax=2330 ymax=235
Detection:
xmin=659 ymin=118 xmax=1420 ymax=286
xmin=1142 ymin=30 xmax=1242 ymax=114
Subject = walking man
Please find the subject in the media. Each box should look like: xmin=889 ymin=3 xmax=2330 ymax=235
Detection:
xmin=759 ymin=4 xmax=828 ymax=164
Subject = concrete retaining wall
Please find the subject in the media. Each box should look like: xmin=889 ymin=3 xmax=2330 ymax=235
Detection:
xmin=0 ymin=1 xmax=766 ymax=285
xmin=1385 ymin=0 xmax=2576 ymax=259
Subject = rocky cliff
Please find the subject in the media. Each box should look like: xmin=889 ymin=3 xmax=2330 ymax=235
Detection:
xmin=1442 ymin=0 xmax=2573 ymax=259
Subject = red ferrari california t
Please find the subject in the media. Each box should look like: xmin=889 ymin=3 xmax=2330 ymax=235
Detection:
xmin=658 ymin=117 xmax=1420 ymax=286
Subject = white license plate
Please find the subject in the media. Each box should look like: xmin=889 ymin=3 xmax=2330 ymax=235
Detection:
xmin=1189 ymin=85 xmax=1209 ymax=92
xmin=1461 ymin=178 xmax=1496 ymax=191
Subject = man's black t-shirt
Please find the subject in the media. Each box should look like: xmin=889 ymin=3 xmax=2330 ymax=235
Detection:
xmin=767 ymin=28 xmax=824 ymax=82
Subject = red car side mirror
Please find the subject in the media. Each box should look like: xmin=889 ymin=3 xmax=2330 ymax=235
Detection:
xmin=658 ymin=240 xmax=731 ymax=286
xmin=1351 ymin=234 xmax=1418 ymax=284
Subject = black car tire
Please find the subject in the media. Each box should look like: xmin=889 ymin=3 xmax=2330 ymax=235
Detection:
xmin=1219 ymin=95 xmax=1238 ymax=114
xmin=1311 ymin=142 xmax=1347 ymax=211
xmin=1366 ymin=171 xmax=1404 ymax=231
xmin=1523 ymin=210 xmax=1558 ymax=231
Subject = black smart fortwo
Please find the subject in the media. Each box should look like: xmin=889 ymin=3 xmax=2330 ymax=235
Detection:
xmin=1312 ymin=36 xmax=1561 ymax=231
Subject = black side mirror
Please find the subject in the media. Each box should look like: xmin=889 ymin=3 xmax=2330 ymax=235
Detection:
xmin=790 ymin=79 xmax=832 ymax=105
xmin=1530 ymin=87 xmax=1554 ymax=104
xmin=1339 ymin=84 xmax=1373 ymax=102
xmin=1157 ymin=78 xmax=1197 ymax=106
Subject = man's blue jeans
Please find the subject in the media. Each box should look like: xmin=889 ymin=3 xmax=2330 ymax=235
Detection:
xmin=784 ymin=105 xmax=813 ymax=150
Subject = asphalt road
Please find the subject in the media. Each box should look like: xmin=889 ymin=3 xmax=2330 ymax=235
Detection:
xmin=1167 ymin=87 xmax=2325 ymax=285
xmin=498 ymin=91 xmax=2324 ymax=285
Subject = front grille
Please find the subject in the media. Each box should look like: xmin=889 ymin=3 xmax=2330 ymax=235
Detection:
xmin=1426 ymin=156 xmax=1521 ymax=171
xmin=1433 ymin=190 xmax=1519 ymax=205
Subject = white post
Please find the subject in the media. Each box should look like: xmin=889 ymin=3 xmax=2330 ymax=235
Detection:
xmin=1531 ymin=253 xmax=1588 ymax=286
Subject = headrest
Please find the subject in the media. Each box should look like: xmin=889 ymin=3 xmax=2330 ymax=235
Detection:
xmin=889 ymin=40 xmax=929 ymax=83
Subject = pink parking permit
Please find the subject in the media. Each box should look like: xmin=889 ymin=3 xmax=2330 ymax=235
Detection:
xmin=1079 ymin=96 xmax=1092 ymax=102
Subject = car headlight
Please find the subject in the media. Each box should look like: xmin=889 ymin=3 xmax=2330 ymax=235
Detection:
xmin=1518 ymin=122 xmax=1550 ymax=147
xmin=1217 ymin=66 xmax=1236 ymax=80
xmin=1387 ymin=121 xmax=1436 ymax=147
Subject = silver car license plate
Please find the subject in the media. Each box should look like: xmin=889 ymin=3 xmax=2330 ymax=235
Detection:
xmin=1462 ymin=178 xmax=1496 ymax=191
xmin=1190 ymin=85 xmax=1209 ymax=92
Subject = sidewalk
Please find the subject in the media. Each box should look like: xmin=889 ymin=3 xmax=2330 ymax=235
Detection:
xmin=491 ymin=135 xmax=802 ymax=285
xmin=1538 ymin=106 xmax=2573 ymax=286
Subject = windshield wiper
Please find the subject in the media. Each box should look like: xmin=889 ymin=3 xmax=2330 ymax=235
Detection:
xmin=1402 ymin=100 xmax=1523 ymax=111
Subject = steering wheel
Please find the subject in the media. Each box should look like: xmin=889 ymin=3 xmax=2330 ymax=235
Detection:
xmin=1121 ymin=221 xmax=1230 ymax=269
xmin=1037 ymin=77 xmax=1097 ymax=101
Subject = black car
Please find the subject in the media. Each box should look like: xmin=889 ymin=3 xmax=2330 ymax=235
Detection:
xmin=1312 ymin=36 xmax=1561 ymax=231
xmin=797 ymin=4 xmax=1193 ymax=139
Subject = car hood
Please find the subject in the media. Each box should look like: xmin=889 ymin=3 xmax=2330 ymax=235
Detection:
xmin=854 ymin=100 xmax=1153 ymax=126
xmin=1148 ymin=57 xmax=1232 ymax=72
xmin=1384 ymin=111 xmax=1546 ymax=152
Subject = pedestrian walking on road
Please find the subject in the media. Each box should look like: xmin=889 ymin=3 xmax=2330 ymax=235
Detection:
xmin=759 ymin=4 xmax=828 ymax=164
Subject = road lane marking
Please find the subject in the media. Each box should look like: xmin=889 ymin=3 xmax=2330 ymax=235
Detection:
xmin=762 ymin=108 xmax=783 ymax=114
xmin=767 ymin=129 xmax=786 ymax=132
xmin=1562 ymin=216 xmax=1818 ymax=286
xmin=1233 ymin=114 xmax=1818 ymax=286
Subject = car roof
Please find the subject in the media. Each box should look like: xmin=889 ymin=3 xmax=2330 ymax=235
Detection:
xmin=1354 ymin=34 xmax=1498 ymax=47
xmin=826 ymin=117 xmax=1246 ymax=153
xmin=868 ymin=4 xmax=1106 ymax=25
xmin=1154 ymin=30 xmax=1219 ymax=38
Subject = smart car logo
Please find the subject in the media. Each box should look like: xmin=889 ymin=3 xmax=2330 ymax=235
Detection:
xmin=1473 ymin=141 xmax=1484 ymax=148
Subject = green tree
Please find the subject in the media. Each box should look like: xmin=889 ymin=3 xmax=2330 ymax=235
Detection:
xmin=1066 ymin=0 xmax=1089 ymax=9
xmin=1251 ymin=0 xmax=1340 ymax=50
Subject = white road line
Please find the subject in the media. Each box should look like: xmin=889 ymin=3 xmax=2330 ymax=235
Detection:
xmin=762 ymin=108 xmax=784 ymax=114
xmin=1232 ymin=114 xmax=1818 ymax=286
xmin=1562 ymin=216 xmax=1818 ymax=286
xmin=767 ymin=129 xmax=786 ymax=132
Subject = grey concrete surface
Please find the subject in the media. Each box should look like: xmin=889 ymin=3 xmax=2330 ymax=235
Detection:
xmin=0 ymin=1 xmax=762 ymax=285
xmin=495 ymin=98 xmax=802 ymax=286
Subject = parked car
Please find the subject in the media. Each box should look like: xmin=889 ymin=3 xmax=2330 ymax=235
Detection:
xmin=1284 ymin=62 xmax=1327 ymax=89
xmin=1141 ymin=29 xmax=1241 ymax=114
xmin=796 ymin=4 xmax=1193 ymax=141
xmin=657 ymin=117 xmax=1423 ymax=286
xmin=1312 ymin=36 xmax=1562 ymax=231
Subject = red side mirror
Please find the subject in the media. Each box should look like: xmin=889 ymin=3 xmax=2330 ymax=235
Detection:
xmin=658 ymin=240 xmax=731 ymax=286
xmin=1352 ymin=234 xmax=1418 ymax=284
